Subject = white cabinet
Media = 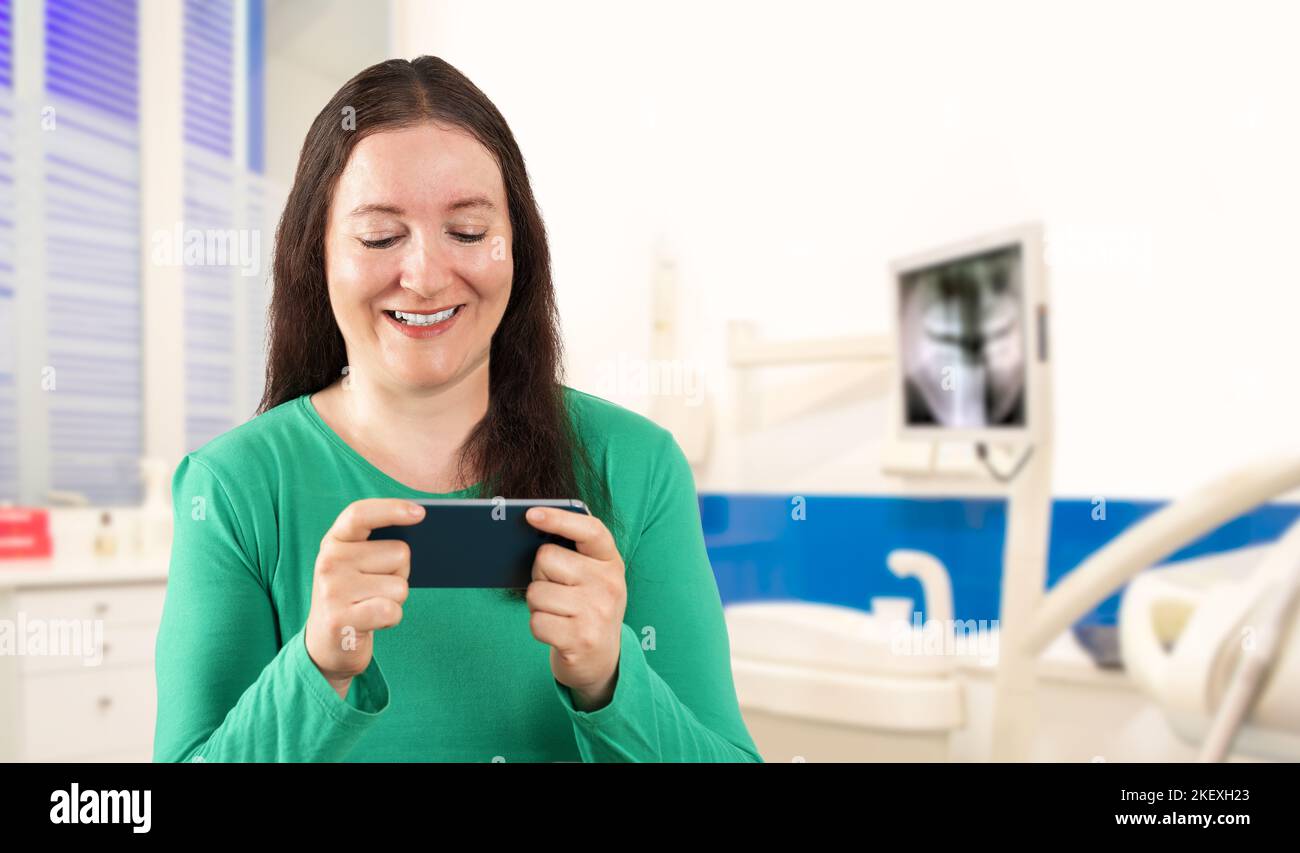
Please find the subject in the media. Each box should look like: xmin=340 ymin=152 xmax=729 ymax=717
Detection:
xmin=0 ymin=559 xmax=168 ymax=762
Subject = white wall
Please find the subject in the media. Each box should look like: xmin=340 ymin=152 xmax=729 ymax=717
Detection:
xmin=392 ymin=0 xmax=1300 ymax=501
xmin=265 ymin=0 xmax=392 ymax=186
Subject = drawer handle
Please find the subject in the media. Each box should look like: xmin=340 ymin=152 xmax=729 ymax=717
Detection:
xmin=96 ymin=696 xmax=113 ymax=712
xmin=93 ymin=602 xmax=109 ymax=615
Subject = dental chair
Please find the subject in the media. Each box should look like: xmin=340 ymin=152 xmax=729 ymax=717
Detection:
xmin=726 ymin=551 xmax=966 ymax=762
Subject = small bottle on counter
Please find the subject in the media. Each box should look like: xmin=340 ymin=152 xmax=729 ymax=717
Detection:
xmin=93 ymin=510 xmax=118 ymax=558
xmin=135 ymin=458 xmax=174 ymax=559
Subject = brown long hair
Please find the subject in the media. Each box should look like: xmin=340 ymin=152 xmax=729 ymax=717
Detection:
xmin=258 ymin=56 xmax=616 ymax=589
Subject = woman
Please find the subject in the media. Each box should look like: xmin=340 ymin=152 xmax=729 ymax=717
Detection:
xmin=152 ymin=56 xmax=762 ymax=762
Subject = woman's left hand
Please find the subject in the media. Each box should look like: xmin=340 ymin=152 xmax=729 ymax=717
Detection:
xmin=524 ymin=506 xmax=626 ymax=711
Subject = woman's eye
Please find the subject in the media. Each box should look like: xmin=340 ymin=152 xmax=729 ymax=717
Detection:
xmin=450 ymin=231 xmax=487 ymax=244
xmin=360 ymin=236 xmax=400 ymax=249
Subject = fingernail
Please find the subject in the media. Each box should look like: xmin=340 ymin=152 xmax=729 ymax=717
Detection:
xmin=408 ymin=504 xmax=425 ymax=518
xmin=528 ymin=507 xmax=545 ymax=521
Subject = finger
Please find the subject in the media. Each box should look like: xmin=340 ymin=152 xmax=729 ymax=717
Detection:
xmin=524 ymin=507 xmax=618 ymax=561
xmin=342 ymin=596 xmax=404 ymax=633
xmin=320 ymin=539 xmax=411 ymax=580
xmin=331 ymin=499 xmax=425 ymax=543
xmin=531 ymin=542 xmax=589 ymax=585
xmin=529 ymin=609 xmax=575 ymax=650
xmin=356 ymin=539 xmax=411 ymax=579
xmin=348 ymin=573 xmax=410 ymax=607
xmin=319 ymin=565 xmax=408 ymax=608
xmin=525 ymin=579 xmax=582 ymax=616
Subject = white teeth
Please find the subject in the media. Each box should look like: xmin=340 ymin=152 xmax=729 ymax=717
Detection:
xmin=394 ymin=307 xmax=457 ymax=325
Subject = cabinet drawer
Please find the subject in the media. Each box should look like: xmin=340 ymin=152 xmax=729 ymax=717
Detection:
xmin=13 ymin=583 xmax=166 ymax=625
xmin=21 ymin=665 xmax=156 ymax=761
xmin=19 ymin=622 xmax=157 ymax=674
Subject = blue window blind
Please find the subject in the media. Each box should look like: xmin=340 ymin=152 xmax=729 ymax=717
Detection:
xmin=0 ymin=0 xmax=14 ymax=501
xmin=182 ymin=0 xmax=235 ymax=450
xmin=0 ymin=0 xmax=11 ymax=89
xmin=183 ymin=0 xmax=232 ymax=158
xmin=43 ymin=0 xmax=143 ymax=505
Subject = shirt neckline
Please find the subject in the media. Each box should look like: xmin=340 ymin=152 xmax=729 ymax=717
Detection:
xmin=296 ymin=393 xmax=483 ymax=499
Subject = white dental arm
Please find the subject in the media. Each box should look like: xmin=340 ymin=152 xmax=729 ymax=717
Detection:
xmin=1021 ymin=451 xmax=1300 ymax=658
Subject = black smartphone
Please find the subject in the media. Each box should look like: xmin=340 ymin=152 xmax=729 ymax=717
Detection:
xmin=368 ymin=498 xmax=590 ymax=588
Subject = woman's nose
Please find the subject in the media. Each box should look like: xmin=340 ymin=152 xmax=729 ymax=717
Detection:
xmin=398 ymin=233 xmax=454 ymax=297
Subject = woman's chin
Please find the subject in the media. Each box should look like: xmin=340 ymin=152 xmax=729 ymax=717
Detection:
xmin=387 ymin=364 xmax=462 ymax=391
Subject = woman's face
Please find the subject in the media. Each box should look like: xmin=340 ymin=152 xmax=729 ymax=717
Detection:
xmin=324 ymin=122 xmax=513 ymax=393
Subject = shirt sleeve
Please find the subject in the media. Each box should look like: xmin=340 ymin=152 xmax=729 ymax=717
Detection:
xmin=153 ymin=454 xmax=392 ymax=762
xmin=550 ymin=429 xmax=764 ymax=762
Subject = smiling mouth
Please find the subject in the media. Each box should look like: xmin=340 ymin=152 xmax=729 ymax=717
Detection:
xmin=383 ymin=305 xmax=463 ymax=326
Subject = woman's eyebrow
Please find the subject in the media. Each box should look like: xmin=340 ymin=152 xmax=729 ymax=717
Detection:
xmin=347 ymin=196 xmax=495 ymax=217
xmin=348 ymin=203 xmax=404 ymax=218
xmin=446 ymin=195 xmax=495 ymax=213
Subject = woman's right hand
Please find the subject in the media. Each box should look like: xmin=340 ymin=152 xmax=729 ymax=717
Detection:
xmin=305 ymin=498 xmax=425 ymax=699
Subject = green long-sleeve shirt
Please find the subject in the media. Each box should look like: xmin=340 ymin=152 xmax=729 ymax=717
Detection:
xmin=152 ymin=386 xmax=762 ymax=763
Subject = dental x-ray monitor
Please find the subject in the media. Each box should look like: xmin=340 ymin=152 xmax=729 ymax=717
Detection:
xmin=891 ymin=223 xmax=1049 ymax=448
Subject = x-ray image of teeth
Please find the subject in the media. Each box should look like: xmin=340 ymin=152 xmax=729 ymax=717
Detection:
xmin=899 ymin=246 xmax=1026 ymax=428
